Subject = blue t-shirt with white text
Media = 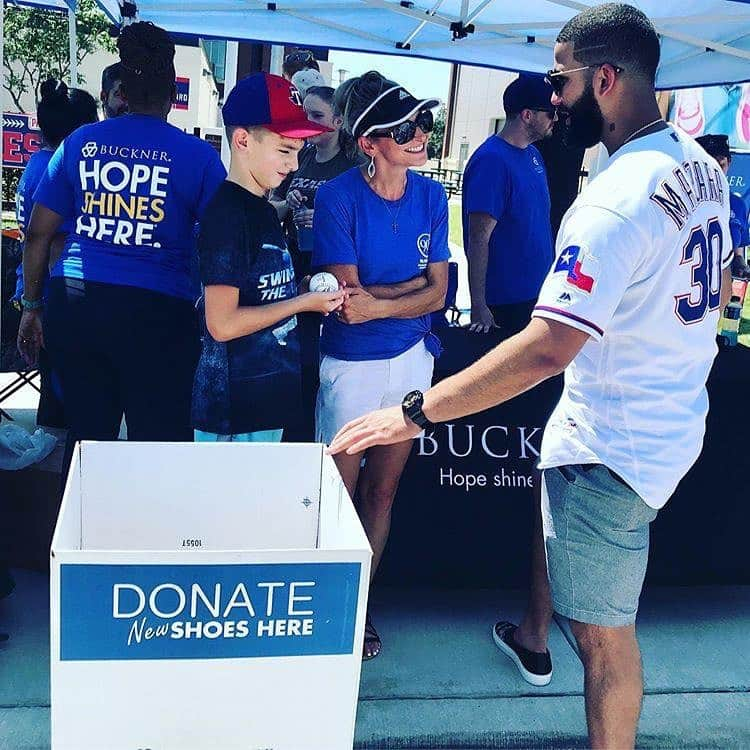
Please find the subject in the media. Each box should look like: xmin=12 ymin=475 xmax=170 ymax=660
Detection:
xmin=313 ymin=168 xmax=450 ymax=361
xmin=462 ymin=135 xmax=553 ymax=305
xmin=33 ymin=114 xmax=226 ymax=300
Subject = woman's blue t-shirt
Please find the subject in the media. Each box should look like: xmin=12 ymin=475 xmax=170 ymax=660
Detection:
xmin=312 ymin=168 xmax=450 ymax=361
xmin=14 ymin=149 xmax=71 ymax=302
xmin=17 ymin=149 xmax=74 ymax=235
xmin=33 ymin=114 xmax=226 ymax=300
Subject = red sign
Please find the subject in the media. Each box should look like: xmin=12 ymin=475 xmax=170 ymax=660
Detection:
xmin=3 ymin=112 xmax=42 ymax=169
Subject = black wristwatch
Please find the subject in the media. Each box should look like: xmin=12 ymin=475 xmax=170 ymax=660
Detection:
xmin=401 ymin=390 xmax=433 ymax=429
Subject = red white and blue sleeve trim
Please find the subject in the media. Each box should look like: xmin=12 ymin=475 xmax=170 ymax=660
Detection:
xmin=532 ymin=306 xmax=604 ymax=341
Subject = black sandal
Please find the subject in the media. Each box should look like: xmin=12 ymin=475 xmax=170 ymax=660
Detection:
xmin=363 ymin=613 xmax=381 ymax=661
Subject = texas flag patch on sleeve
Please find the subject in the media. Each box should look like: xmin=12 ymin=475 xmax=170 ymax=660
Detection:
xmin=554 ymin=245 xmax=595 ymax=293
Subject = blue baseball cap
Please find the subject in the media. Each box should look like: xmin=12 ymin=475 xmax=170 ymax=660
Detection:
xmin=222 ymin=72 xmax=332 ymax=138
xmin=503 ymin=74 xmax=555 ymax=115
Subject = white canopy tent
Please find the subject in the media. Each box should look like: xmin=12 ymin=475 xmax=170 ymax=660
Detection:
xmin=8 ymin=0 xmax=750 ymax=89
xmin=109 ymin=0 xmax=750 ymax=90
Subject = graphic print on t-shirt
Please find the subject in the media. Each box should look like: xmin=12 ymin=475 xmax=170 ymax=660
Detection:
xmin=259 ymin=250 xmax=295 ymax=302
xmin=76 ymin=140 xmax=173 ymax=247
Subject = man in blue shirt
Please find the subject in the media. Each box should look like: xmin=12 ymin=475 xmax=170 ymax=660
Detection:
xmin=461 ymin=74 xmax=559 ymax=687
xmin=462 ymin=75 xmax=557 ymax=334
xmin=696 ymin=134 xmax=750 ymax=278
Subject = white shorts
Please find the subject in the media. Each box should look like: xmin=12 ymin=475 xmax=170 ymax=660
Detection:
xmin=315 ymin=340 xmax=434 ymax=445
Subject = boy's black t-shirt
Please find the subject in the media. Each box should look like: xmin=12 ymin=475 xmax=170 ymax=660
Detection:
xmin=191 ymin=180 xmax=301 ymax=435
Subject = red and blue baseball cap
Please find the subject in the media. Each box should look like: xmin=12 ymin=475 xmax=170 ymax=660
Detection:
xmin=222 ymin=72 xmax=332 ymax=138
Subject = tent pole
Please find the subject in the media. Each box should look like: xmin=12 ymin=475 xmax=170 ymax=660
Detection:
xmin=220 ymin=41 xmax=239 ymax=170
xmin=269 ymin=45 xmax=284 ymax=76
xmin=68 ymin=2 xmax=79 ymax=87
xmin=1 ymin=0 xmax=4 ymax=359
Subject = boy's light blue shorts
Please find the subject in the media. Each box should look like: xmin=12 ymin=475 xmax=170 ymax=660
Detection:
xmin=542 ymin=464 xmax=658 ymax=628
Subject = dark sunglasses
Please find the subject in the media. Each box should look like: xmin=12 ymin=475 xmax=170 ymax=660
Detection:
xmin=529 ymin=108 xmax=556 ymax=118
xmin=285 ymin=50 xmax=314 ymax=64
xmin=370 ymin=109 xmax=434 ymax=145
xmin=545 ymin=63 xmax=623 ymax=96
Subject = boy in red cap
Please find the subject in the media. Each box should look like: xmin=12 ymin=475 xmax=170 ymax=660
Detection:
xmin=192 ymin=73 xmax=345 ymax=442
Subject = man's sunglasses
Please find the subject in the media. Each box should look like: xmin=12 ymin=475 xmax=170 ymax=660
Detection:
xmin=529 ymin=108 xmax=556 ymax=118
xmin=545 ymin=63 xmax=623 ymax=96
xmin=285 ymin=50 xmax=314 ymax=64
xmin=369 ymin=110 xmax=434 ymax=145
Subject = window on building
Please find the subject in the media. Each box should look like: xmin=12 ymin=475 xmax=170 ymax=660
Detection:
xmin=201 ymin=39 xmax=227 ymax=83
xmin=458 ymin=141 xmax=470 ymax=171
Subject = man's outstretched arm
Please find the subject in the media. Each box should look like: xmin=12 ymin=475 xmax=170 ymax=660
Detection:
xmin=328 ymin=318 xmax=589 ymax=455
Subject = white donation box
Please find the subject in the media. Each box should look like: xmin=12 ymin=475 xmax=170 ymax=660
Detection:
xmin=50 ymin=441 xmax=371 ymax=750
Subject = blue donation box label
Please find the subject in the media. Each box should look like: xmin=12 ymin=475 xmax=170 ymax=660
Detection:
xmin=60 ymin=562 xmax=361 ymax=661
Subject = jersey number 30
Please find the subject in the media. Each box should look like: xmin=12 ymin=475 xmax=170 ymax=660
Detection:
xmin=675 ymin=218 xmax=722 ymax=325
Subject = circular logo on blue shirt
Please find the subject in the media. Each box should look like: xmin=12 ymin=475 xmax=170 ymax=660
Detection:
xmin=81 ymin=141 xmax=98 ymax=158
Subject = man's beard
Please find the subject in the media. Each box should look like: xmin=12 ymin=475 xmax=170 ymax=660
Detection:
xmin=560 ymin=82 xmax=603 ymax=149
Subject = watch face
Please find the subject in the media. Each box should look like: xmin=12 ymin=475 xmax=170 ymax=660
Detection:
xmin=403 ymin=391 xmax=421 ymax=410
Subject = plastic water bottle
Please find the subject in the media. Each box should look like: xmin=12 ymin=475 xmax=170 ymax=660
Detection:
xmin=719 ymin=295 xmax=742 ymax=346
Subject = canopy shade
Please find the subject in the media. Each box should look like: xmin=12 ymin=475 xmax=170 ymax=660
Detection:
xmin=12 ymin=0 xmax=750 ymax=88
xmin=111 ymin=0 xmax=750 ymax=89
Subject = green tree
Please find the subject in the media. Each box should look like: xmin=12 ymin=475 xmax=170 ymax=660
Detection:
xmin=3 ymin=0 xmax=117 ymax=113
xmin=428 ymin=105 xmax=446 ymax=160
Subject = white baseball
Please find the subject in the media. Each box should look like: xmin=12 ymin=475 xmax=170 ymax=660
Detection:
xmin=309 ymin=272 xmax=340 ymax=293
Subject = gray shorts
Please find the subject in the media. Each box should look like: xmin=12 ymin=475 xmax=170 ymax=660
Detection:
xmin=541 ymin=464 xmax=658 ymax=628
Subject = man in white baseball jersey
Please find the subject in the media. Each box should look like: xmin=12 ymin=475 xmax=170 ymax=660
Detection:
xmin=328 ymin=4 xmax=732 ymax=747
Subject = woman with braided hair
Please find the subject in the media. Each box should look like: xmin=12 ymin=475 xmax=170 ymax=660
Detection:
xmin=18 ymin=21 xmax=226 ymax=471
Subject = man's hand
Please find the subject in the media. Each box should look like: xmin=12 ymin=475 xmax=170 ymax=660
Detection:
xmin=338 ymin=286 xmax=381 ymax=324
xmin=327 ymin=406 xmax=419 ymax=455
xmin=17 ymin=309 xmax=44 ymax=368
xmin=469 ymin=302 xmax=498 ymax=334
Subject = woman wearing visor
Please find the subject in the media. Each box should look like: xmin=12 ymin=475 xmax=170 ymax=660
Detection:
xmin=313 ymin=72 xmax=449 ymax=659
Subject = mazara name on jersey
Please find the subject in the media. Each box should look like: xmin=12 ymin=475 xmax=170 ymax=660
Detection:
xmin=650 ymin=158 xmax=726 ymax=230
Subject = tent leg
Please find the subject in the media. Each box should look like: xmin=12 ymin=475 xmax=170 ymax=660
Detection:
xmin=220 ymin=41 xmax=239 ymax=170
xmin=68 ymin=2 xmax=78 ymax=87
xmin=269 ymin=45 xmax=284 ymax=77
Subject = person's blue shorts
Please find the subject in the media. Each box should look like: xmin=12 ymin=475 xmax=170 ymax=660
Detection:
xmin=194 ymin=429 xmax=283 ymax=442
xmin=541 ymin=464 xmax=658 ymax=628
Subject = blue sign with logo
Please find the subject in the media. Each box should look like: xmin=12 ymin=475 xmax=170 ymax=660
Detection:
xmin=60 ymin=562 xmax=361 ymax=661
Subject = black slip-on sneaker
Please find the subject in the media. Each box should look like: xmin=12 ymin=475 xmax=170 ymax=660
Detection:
xmin=492 ymin=620 xmax=552 ymax=686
